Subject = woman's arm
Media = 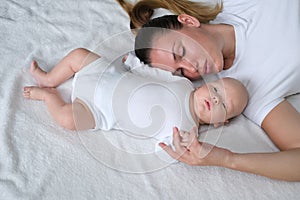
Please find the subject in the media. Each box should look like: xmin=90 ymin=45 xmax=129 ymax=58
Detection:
xmin=160 ymin=100 xmax=300 ymax=181
xmin=231 ymin=100 xmax=300 ymax=181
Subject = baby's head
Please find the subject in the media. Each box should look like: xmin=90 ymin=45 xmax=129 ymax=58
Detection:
xmin=190 ymin=77 xmax=248 ymax=127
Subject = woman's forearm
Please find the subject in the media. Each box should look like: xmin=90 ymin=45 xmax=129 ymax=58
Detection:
xmin=161 ymin=124 xmax=300 ymax=181
xmin=227 ymin=148 xmax=300 ymax=181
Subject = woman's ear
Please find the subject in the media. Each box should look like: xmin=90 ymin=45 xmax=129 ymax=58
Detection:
xmin=177 ymin=14 xmax=201 ymax=27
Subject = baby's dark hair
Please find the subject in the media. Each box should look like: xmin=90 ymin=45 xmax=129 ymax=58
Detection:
xmin=134 ymin=15 xmax=182 ymax=65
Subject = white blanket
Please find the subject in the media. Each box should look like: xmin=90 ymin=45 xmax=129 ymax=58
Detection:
xmin=1 ymin=0 xmax=300 ymax=199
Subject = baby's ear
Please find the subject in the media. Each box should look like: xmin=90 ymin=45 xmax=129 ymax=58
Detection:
xmin=213 ymin=120 xmax=229 ymax=128
xmin=213 ymin=122 xmax=223 ymax=128
xmin=122 ymin=54 xmax=128 ymax=63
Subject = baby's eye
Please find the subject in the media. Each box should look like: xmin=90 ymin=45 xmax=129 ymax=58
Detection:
xmin=222 ymin=103 xmax=227 ymax=110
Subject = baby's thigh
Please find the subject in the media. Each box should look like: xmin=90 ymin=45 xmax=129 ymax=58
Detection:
xmin=73 ymin=98 xmax=96 ymax=130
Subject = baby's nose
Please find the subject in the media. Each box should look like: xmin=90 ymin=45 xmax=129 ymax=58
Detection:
xmin=212 ymin=95 xmax=220 ymax=105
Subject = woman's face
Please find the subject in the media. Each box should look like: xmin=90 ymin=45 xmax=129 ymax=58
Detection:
xmin=149 ymin=25 xmax=224 ymax=80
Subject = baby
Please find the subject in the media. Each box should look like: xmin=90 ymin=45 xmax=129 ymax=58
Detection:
xmin=23 ymin=48 xmax=248 ymax=143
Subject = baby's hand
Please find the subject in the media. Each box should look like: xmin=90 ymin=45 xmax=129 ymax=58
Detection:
xmin=179 ymin=130 xmax=191 ymax=147
xmin=122 ymin=54 xmax=128 ymax=63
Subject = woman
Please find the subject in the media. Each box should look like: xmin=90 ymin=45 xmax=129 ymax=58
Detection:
xmin=118 ymin=0 xmax=300 ymax=181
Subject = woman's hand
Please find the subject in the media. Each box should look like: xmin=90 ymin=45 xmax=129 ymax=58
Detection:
xmin=161 ymin=108 xmax=300 ymax=181
xmin=159 ymin=127 xmax=233 ymax=167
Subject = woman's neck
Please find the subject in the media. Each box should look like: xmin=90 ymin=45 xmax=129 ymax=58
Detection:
xmin=219 ymin=24 xmax=236 ymax=70
xmin=203 ymin=23 xmax=236 ymax=70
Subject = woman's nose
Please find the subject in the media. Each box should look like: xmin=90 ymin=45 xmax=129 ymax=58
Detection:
xmin=179 ymin=59 xmax=197 ymax=73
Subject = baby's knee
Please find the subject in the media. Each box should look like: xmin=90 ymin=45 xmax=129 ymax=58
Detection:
xmin=56 ymin=112 xmax=76 ymax=130
xmin=70 ymin=48 xmax=91 ymax=58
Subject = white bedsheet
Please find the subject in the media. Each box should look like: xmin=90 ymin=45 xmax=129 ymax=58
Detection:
xmin=1 ymin=0 xmax=300 ymax=199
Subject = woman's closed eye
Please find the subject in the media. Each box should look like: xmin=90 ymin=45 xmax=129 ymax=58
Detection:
xmin=173 ymin=45 xmax=185 ymax=61
xmin=179 ymin=46 xmax=185 ymax=58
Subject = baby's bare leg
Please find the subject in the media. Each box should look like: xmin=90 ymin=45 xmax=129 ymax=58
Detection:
xmin=23 ymin=87 xmax=96 ymax=130
xmin=30 ymin=48 xmax=100 ymax=87
xmin=23 ymin=86 xmax=76 ymax=130
xmin=73 ymin=98 xmax=96 ymax=130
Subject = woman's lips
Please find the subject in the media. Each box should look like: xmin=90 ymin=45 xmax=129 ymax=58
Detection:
xmin=205 ymin=60 xmax=212 ymax=74
xmin=202 ymin=60 xmax=207 ymax=74
xmin=206 ymin=62 xmax=210 ymax=74
xmin=202 ymin=59 xmax=211 ymax=74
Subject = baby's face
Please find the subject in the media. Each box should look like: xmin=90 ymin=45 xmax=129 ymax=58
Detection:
xmin=192 ymin=78 xmax=247 ymax=125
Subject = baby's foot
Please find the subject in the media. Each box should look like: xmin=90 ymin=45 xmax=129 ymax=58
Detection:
xmin=23 ymin=86 xmax=56 ymax=101
xmin=30 ymin=60 xmax=48 ymax=87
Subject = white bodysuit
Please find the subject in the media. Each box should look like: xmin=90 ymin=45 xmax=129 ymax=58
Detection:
xmin=216 ymin=0 xmax=300 ymax=125
xmin=72 ymin=56 xmax=196 ymax=142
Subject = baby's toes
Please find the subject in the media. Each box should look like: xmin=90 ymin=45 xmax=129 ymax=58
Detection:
xmin=30 ymin=60 xmax=38 ymax=72
xmin=23 ymin=87 xmax=32 ymax=98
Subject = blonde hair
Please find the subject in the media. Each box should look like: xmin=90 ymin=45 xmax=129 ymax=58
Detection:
xmin=116 ymin=0 xmax=223 ymax=29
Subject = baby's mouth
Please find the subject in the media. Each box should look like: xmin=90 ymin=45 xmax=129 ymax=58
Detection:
xmin=205 ymin=100 xmax=211 ymax=111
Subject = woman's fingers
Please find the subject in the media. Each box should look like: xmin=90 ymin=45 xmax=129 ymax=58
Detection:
xmin=159 ymin=126 xmax=206 ymax=164
xmin=159 ymin=127 xmax=189 ymax=160
xmin=186 ymin=127 xmax=200 ymax=150
xmin=172 ymin=127 xmax=186 ymax=151
xmin=160 ymin=126 xmax=232 ymax=166
xmin=159 ymin=142 xmax=186 ymax=160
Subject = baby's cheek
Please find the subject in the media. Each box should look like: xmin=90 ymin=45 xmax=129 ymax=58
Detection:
xmin=211 ymin=109 xmax=226 ymax=123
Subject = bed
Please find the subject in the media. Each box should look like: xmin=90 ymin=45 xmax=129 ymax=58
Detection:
xmin=1 ymin=0 xmax=300 ymax=199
